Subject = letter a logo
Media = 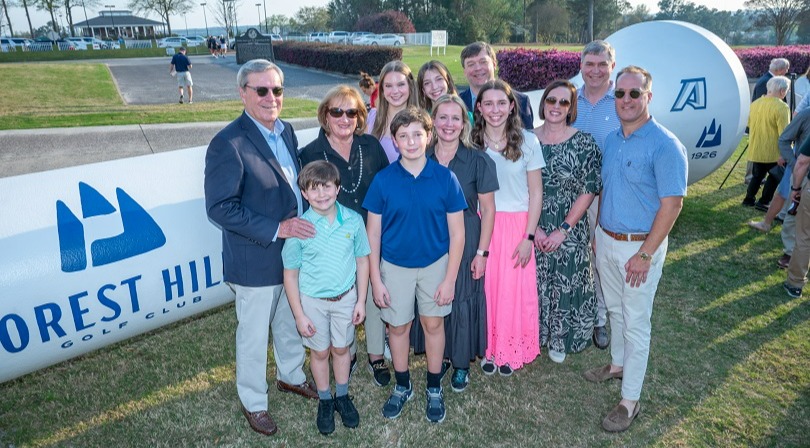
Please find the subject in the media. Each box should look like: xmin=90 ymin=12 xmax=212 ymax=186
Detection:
xmin=56 ymin=182 xmax=166 ymax=272
xmin=671 ymin=78 xmax=707 ymax=112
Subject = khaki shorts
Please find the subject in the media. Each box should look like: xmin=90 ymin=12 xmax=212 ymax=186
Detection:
xmin=379 ymin=254 xmax=451 ymax=327
xmin=300 ymin=287 xmax=357 ymax=351
xmin=177 ymin=71 xmax=193 ymax=87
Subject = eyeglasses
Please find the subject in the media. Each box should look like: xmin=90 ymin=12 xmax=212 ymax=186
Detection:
xmin=614 ymin=88 xmax=648 ymax=99
xmin=544 ymin=97 xmax=571 ymax=107
xmin=244 ymin=85 xmax=284 ymax=97
xmin=328 ymin=107 xmax=359 ymax=119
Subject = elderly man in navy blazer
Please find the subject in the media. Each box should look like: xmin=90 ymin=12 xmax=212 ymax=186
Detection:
xmin=459 ymin=41 xmax=534 ymax=130
xmin=205 ymin=59 xmax=318 ymax=437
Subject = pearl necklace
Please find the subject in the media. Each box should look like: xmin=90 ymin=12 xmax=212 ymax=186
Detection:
xmin=323 ymin=145 xmax=363 ymax=194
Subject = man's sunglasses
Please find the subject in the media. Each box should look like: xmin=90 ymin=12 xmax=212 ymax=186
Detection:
xmin=328 ymin=107 xmax=359 ymax=119
xmin=614 ymin=88 xmax=648 ymax=99
xmin=544 ymin=97 xmax=571 ymax=107
xmin=244 ymin=85 xmax=284 ymax=97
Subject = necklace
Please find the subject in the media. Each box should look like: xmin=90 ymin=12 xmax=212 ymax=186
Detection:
xmin=484 ymin=131 xmax=506 ymax=150
xmin=323 ymin=144 xmax=363 ymax=194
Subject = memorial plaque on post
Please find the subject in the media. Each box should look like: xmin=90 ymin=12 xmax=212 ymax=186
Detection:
xmin=236 ymin=27 xmax=275 ymax=64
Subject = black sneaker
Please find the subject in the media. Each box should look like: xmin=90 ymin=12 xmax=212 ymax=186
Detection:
xmin=179 ymin=95 xmax=183 ymax=104
xmin=451 ymin=368 xmax=469 ymax=392
xmin=367 ymin=358 xmax=391 ymax=387
xmin=439 ymin=359 xmax=451 ymax=381
xmin=498 ymin=363 xmax=513 ymax=377
xmin=480 ymin=358 xmax=496 ymax=375
xmin=316 ymin=398 xmax=335 ymax=435
xmin=425 ymin=386 xmax=446 ymax=423
xmin=783 ymin=281 xmax=802 ymax=298
xmin=334 ymin=394 xmax=360 ymax=428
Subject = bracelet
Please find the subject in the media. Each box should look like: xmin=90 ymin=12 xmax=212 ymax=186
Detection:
xmin=523 ymin=232 xmax=535 ymax=241
xmin=792 ymin=185 xmax=802 ymax=191
xmin=476 ymin=249 xmax=490 ymax=257
xmin=558 ymin=227 xmax=570 ymax=237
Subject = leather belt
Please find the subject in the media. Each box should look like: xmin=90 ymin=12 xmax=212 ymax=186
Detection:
xmin=602 ymin=228 xmax=648 ymax=242
xmin=320 ymin=285 xmax=354 ymax=302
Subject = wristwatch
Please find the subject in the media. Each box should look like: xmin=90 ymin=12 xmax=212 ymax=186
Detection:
xmin=524 ymin=232 xmax=535 ymax=241
xmin=792 ymin=185 xmax=802 ymax=191
xmin=559 ymin=222 xmax=571 ymax=237
xmin=476 ymin=249 xmax=490 ymax=257
xmin=638 ymin=251 xmax=652 ymax=261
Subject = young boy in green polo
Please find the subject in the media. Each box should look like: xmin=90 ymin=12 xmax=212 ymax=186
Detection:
xmin=282 ymin=160 xmax=370 ymax=435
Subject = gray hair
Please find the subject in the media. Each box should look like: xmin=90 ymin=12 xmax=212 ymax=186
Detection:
xmin=767 ymin=75 xmax=789 ymax=93
xmin=237 ymin=59 xmax=284 ymax=88
xmin=581 ymin=40 xmax=615 ymax=63
xmin=770 ymin=58 xmax=790 ymax=72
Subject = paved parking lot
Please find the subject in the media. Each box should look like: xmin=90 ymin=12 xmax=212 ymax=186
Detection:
xmin=107 ymin=54 xmax=355 ymax=105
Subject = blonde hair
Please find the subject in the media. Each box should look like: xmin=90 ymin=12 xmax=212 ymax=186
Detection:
xmin=317 ymin=85 xmax=367 ymax=136
xmin=430 ymin=94 xmax=472 ymax=148
xmin=371 ymin=61 xmax=419 ymax=139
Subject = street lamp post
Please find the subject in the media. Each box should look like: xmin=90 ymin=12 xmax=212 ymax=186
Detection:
xmin=262 ymin=0 xmax=267 ymax=33
xmin=183 ymin=12 xmax=188 ymax=36
xmin=106 ymin=5 xmax=115 ymax=39
xmin=255 ymin=3 xmax=261 ymax=30
xmin=200 ymin=3 xmax=209 ymax=36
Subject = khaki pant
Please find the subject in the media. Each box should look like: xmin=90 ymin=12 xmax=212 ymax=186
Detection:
xmin=786 ymin=187 xmax=810 ymax=287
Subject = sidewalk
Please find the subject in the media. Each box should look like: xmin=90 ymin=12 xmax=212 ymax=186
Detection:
xmin=0 ymin=117 xmax=319 ymax=178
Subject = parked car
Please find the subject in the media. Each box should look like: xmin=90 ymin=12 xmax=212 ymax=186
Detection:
xmin=158 ymin=37 xmax=188 ymax=48
xmin=308 ymin=32 xmax=328 ymax=42
xmin=327 ymin=31 xmax=350 ymax=44
xmin=369 ymin=33 xmax=404 ymax=46
xmin=102 ymin=39 xmax=121 ymax=49
xmin=184 ymin=35 xmax=206 ymax=46
xmin=353 ymin=33 xmax=377 ymax=46
xmin=350 ymin=31 xmax=373 ymax=45
xmin=1 ymin=37 xmax=33 ymax=51
xmin=55 ymin=39 xmax=80 ymax=50
xmin=65 ymin=37 xmax=89 ymax=50
xmin=269 ymin=33 xmax=282 ymax=41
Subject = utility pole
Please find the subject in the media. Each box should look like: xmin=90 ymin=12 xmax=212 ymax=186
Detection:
xmin=200 ymin=3 xmax=209 ymax=36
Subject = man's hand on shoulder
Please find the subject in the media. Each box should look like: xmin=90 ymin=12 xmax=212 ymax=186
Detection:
xmin=278 ymin=217 xmax=316 ymax=239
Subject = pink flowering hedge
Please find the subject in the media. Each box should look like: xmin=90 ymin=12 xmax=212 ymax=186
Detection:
xmin=734 ymin=45 xmax=810 ymax=77
xmin=497 ymin=48 xmax=581 ymax=91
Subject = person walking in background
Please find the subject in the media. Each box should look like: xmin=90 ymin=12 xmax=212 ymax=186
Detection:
xmin=204 ymin=59 xmax=319 ymax=437
xmin=170 ymin=47 xmax=193 ymax=104
xmin=583 ymin=66 xmax=687 ymax=433
xmin=473 ymin=80 xmax=544 ymax=377
xmin=533 ymin=80 xmax=602 ymax=364
xmin=743 ymin=76 xmax=790 ymax=211
xmin=299 ymin=85 xmax=392 ymax=388
xmin=459 ymin=41 xmax=534 ymax=130
xmin=571 ymin=39 xmax=620 ymax=351
xmin=366 ymin=61 xmax=420 ymax=163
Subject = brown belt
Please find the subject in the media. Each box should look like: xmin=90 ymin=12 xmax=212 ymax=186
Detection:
xmin=602 ymin=228 xmax=648 ymax=242
xmin=320 ymin=285 xmax=354 ymax=302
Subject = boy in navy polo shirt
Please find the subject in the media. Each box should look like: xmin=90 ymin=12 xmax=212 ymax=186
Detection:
xmin=363 ymin=107 xmax=467 ymax=423
xmin=282 ymin=161 xmax=370 ymax=435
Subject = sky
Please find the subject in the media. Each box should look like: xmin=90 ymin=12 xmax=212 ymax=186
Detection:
xmin=4 ymin=0 xmax=748 ymax=37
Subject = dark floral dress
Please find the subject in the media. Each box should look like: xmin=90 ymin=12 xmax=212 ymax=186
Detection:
xmin=535 ymin=130 xmax=602 ymax=354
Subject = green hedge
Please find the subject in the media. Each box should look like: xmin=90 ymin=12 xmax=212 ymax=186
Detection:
xmin=272 ymin=41 xmax=401 ymax=77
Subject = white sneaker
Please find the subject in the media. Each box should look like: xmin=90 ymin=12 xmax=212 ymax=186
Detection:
xmin=548 ymin=350 xmax=566 ymax=363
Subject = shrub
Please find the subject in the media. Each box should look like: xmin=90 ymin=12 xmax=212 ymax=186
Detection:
xmin=497 ymin=48 xmax=580 ymax=91
xmin=355 ymin=10 xmax=416 ymax=34
xmin=272 ymin=41 xmax=401 ymax=76
xmin=734 ymin=45 xmax=810 ymax=78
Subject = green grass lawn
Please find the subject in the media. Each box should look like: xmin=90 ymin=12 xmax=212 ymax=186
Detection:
xmin=0 ymin=139 xmax=807 ymax=447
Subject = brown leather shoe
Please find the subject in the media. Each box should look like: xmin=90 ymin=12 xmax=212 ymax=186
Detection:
xmin=240 ymin=404 xmax=278 ymax=436
xmin=602 ymin=402 xmax=641 ymax=432
xmin=276 ymin=380 xmax=318 ymax=399
xmin=582 ymin=364 xmax=623 ymax=383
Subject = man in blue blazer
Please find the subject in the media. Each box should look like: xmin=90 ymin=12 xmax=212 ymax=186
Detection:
xmin=204 ymin=59 xmax=318 ymax=436
xmin=459 ymin=41 xmax=535 ymax=130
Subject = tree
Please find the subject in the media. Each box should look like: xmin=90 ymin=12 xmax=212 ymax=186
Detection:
xmin=35 ymin=0 xmax=60 ymax=33
xmin=293 ymin=5 xmax=329 ymax=32
xmin=2 ymin=0 xmax=14 ymax=35
xmin=529 ymin=0 xmax=569 ymax=43
xmin=744 ymin=0 xmax=809 ymax=45
xmin=208 ymin=0 xmax=239 ymax=37
xmin=567 ymin=0 xmax=628 ymax=42
xmin=622 ymin=3 xmax=651 ymax=27
xmin=327 ymin=0 xmax=381 ymax=30
xmin=355 ymin=9 xmax=414 ymax=33
xmin=20 ymin=0 xmax=37 ymax=36
xmin=128 ymin=0 xmax=193 ymax=35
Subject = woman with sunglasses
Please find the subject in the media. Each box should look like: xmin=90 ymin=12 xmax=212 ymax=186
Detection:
xmin=532 ymin=79 xmax=602 ymax=364
xmin=409 ymin=94 xmax=498 ymax=392
xmin=367 ymin=61 xmax=420 ymax=163
xmin=472 ymin=80 xmax=544 ymax=376
xmin=299 ymin=85 xmax=392 ymax=386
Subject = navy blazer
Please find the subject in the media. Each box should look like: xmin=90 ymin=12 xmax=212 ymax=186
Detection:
xmin=204 ymin=112 xmax=301 ymax=287
xmin=460 ymin=87 xmax=535 ymax=130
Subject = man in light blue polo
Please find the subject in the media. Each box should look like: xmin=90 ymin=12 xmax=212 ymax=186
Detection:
xmin=583 ymin=65 xmax=687 ymax=433
xmin=573 ymin=39 xmax=621 ymax=350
